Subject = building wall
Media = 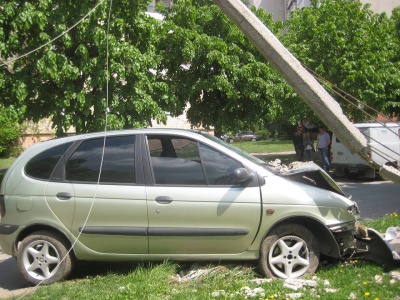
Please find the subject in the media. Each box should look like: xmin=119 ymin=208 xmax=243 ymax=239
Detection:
xmin=255 ymin=0 xmax=286 ymax=20
xmin=364 ymin=0 xmax=400 ymax=16
xmin=252 ymin=0 xmax=400 ymax=20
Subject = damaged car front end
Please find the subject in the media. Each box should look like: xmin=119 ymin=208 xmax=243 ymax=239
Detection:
xmin=269 ymin=160 xmax=400 ymax=269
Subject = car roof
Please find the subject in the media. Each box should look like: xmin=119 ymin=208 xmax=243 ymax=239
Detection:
xmin=354 ymin=122 xmax=400 ymax=128
xmin=42 ymin=128 xmax=209 ymax=144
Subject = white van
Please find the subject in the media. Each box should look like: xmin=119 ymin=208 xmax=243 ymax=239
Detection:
xmin=330 ymin=123 xmax=400 ymax=179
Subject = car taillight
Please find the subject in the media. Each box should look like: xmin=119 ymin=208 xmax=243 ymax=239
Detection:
xmin=0 ymin=195 xmax=5 ymax=218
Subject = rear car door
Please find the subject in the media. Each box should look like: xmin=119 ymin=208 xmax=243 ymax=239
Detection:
xmin=45 ymin=134 xmax=148 ymax=255
xmin=144 ymin=134 xmax=261 ymax=255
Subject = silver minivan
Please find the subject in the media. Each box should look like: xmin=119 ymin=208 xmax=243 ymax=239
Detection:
xmin=0 ymin=128 xmax=391 ymax=285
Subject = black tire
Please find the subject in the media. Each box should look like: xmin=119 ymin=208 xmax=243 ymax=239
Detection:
xmin=259 ymin=224 xmax=319 ymax=279
xmin=17 ymin=231 xmax=73 ymax=285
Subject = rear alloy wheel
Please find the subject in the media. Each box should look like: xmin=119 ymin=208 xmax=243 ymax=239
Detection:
xmin=17 ymin=231 xmax=73 ymax=285
xmin=260 ymin=224 xmax=319 ymax=279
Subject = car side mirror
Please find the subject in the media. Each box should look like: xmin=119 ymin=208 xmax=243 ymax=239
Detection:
xmin=233 ymin=168 xmax=253 ymax=183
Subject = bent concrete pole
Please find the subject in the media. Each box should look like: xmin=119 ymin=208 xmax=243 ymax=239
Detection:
xmin=212 ymin=1 xmax=368 ymax=161
xmin=214 ymin=0 xmax=400 ymax=183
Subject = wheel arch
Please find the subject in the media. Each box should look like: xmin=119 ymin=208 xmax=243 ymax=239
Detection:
xmin=13 ymin=224 xmax=75 ymax=259
xmin=263 ymin=216 xmax=340 ymax=259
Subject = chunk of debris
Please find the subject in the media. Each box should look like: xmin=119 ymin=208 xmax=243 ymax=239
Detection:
xmin=348 ymin=292 xmax=358 ymax=299
xmin=211 ymin=290 xmax=226 ymax=297
xmin=374 ymin=275 xmax=383 ymax=284
xmin=240 ymin=286 xmax=265 ymax=298
xmin=173 ymin=266 xmax=224 ymax=283
xmin=285 ymin=292 xmax=303 ymax=299
xmin=390 ymin=271 xmax=400 ymax=281
xmin=248 ymin=278 xmax=273 ymax=285
xmin=283 ymin=278 xmax=317 ymax=290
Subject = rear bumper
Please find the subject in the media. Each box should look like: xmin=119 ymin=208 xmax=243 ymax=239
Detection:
xmin=0 ymin=224 xmax=20 ymax=235
xmin=330 ymin=163 xmax=371 ymax=171
xmin=0 ymin=224 xmax=21 ymax=256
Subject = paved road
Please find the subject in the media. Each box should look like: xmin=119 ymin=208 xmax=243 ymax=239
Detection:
xmin=0 ymin=252 xmax=31 ymax=299
xmin=336 ymin=178 xmax=400 ymax=220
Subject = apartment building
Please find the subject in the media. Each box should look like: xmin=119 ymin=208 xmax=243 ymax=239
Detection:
xmin=249 ymin=0 xmax=400 ymax=21
xmin=147 ymin=0 xmax=173 ymax=11
xmin=147 ymin=0 xmax=399 ymax=20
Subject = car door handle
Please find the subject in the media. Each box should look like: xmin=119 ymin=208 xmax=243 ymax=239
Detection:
xmin=56 ymin=192 xmax=72 ymax=200
xmin=155 ymin=196 xmax=173 ymax=204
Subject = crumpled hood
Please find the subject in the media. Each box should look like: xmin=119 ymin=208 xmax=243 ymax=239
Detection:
xmin=267 ymin=160 xmax=346 ymax=197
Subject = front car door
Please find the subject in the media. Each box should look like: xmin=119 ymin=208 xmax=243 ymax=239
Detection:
xmin=144 ymin=134 xmax=261 ymax=255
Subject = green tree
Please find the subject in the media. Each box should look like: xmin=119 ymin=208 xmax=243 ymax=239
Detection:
xmin=383 ymin=6 xmax=400 ymax=118
xmin=0 ymin=0 xmax=168 ymax=136
xmin=155 ymin=0 xmax=295 ymax=136
xmin=283 ymin=0 xmax=400 ymax=122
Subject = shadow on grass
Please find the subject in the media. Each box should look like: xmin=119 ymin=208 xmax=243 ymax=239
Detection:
xmin=69 ymin=260 xmax=259 ymax=281
xmin=70 ymin=261 xmax=140 ymax=280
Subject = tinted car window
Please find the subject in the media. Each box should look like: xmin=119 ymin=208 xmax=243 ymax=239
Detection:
xmin=148 ymin=136 xmax=206 ymax=185
xmin=66 ymin=136 xmax=135 ymax=183
xmin=25 ymin=142 xmax=73 ymax=180
xmin=147 ymin=135 xmax=242 ymax=186
xmin=200 ymin=144 xmax=243 ymax=185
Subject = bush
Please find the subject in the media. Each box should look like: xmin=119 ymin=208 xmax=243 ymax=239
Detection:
xmin=0 ymin=107 xmax=23 ymax=157
xmin=256 ymin=129 xmax=270 ymax=140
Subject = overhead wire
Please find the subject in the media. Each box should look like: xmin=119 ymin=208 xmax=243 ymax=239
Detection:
xmin=16 ymin=0 xmax=113 ymax=298
xmin=302 ymin=63 xmax=400 ymax=134
xmin=0 ymin=0 xmax=106 ymax=69
xmin=302 ymin=63 xmax=400 ymax=167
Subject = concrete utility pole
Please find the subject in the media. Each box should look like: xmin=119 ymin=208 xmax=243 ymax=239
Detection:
xmin=213 ymin=0 xmax=400 ymax=183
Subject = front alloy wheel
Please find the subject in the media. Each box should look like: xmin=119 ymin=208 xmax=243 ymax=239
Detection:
xmin=17 ymin=231 xmax=73 ymax=285
xmin=260 ymin=224 xmax=319 ymax=279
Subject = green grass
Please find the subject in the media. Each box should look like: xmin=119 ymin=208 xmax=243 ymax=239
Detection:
xmin=17 ymin=260 xmax=400 ymax=300
xmin=0 ymin=157 xmax=15 ymax=169
xmin=363 ymin=212 xmax=399 ymax=232
xmin=0 ymin=158 xmax=14 ymax=185
xmin=230 ymin=139 xmax=294 ymax=154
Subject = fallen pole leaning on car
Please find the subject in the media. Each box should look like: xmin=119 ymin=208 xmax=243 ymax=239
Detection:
xmin=213 ymin=0 xmax=400 ymax=183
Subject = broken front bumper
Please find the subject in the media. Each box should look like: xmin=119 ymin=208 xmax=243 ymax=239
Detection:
xmin=342 ymin=226 xmax=400 ymax=268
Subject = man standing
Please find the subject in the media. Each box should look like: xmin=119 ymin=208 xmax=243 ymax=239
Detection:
xmin=292 ymin=126 xmax=304 ymax=161
xmin=316 ymin=125 xmax=330 ymax=172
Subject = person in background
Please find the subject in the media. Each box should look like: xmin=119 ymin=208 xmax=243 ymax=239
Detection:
xmin=292 ymin=126 xmax=304 ymax=161
xmin=316 ymin=125 xmax=331 ymax=172
xmin=303 ymin=130 xmax=315 ymax=161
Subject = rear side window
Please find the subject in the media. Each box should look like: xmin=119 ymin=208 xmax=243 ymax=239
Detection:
xmin=66 ymin=136 xmax=136 ymax=184
xmin=25 ymin=142 xmax=73 ymax=180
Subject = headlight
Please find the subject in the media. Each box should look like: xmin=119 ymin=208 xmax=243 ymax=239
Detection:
xmin=348 ymin=202 xmax=360 ymax=216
